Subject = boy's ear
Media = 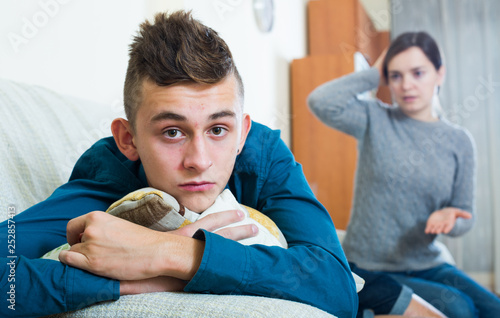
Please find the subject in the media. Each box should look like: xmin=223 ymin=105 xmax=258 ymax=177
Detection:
xmin=237 ymin=114 xmax=252 ymax=155
xmin=111 ymin=118 xmax=140 ymax=161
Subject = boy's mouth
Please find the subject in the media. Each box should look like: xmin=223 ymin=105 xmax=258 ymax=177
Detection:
xmin=179 ymin=181 xmax=215 ymax=192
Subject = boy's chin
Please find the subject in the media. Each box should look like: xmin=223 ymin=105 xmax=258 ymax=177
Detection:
xmin=183 ymin=198 xmax=216 ymax=214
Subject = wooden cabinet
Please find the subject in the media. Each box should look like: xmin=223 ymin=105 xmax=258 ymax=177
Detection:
xmin=291 ymin=0 xmax=390 ymax=229
xmin=291 ymin=55 xmax=357 ymax=230
xmin=308 ymin=0 xmax=382 ymax=60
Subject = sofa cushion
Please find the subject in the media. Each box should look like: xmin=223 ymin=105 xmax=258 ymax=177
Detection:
xmin=0 ymin=78 xmax=118 ymax=215
xmin=46 ymin=292 xmax=335 ymax=318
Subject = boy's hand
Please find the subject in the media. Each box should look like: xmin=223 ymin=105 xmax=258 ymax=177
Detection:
xmin=120 ymin=276 xmax=187 ymax=295
xmin=425 ymin=207 xmax=472 ymax=234
xmin=59 ymin=211 xmax=183 ymax=280
xmin=59 ymin=210 xmax=257 ymax=281
xmin=171 ymin=209 xmax=258 ymax=240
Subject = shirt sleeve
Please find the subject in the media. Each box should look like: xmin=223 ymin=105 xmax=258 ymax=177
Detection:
xmin=0 ymin=182 xmax=122 ymax=317
xmin=307 ymin=67 xmax=381 ymax=140
xmin=0 ymin=139 xmax=141 ymax=317
xmin=0 ymin=256 xmax=119 ymax=317
xmin=185 ymin=128 xmax=358 ymax=318
xmin=447 ymin=130 xmax=477 ymax=237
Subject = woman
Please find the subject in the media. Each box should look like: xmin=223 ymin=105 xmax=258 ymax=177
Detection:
xmin=308 ymin=31 xmax=500 ymax=317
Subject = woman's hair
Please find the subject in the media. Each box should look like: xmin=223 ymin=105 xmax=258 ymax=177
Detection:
xmin=382 ymin=31 xmax=442 ymax=80
xmin=123 ymin=11 xmax=244 ymax=130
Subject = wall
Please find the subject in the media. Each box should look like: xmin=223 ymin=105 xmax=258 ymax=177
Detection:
xmin=0 ymin=0 xmax=308 ymax=145
xmin=360 ymin=0 xmax=390 ymax=31
xmin=0 ymin=0 xmax=147 ymax=119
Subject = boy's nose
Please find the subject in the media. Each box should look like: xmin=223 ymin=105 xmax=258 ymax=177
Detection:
xmin=183 ymin=136 xmax=213 ymax=171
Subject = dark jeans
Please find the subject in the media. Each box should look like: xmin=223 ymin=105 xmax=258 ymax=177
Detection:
xmin=351 ymin=263 xmax=413 ymax=318
xmin=386 ymin=263 xmax=500 ymax=318
xmin=352 ymin=262 xmax=500 ymax=318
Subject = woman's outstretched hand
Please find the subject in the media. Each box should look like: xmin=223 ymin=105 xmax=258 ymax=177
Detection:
xmin=425 ymin=207 xmax=472 ymax=234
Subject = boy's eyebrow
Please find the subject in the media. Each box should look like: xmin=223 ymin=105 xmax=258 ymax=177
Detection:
xmin=150 ymin=110 xmax=236 ymax=123
xmin=209 ymin=110 xmax=236 ymax=120
xmin=150 ymin=112 xmax=186 ymax=123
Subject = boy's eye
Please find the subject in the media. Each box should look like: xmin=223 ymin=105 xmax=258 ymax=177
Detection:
xmin=210 ymin=127 xmax=227 ymax=136
xmin=165 ymin=129 xmax=181 ymax=138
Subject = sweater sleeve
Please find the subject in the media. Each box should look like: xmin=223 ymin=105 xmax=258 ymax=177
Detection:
xmin=184 ymin=129 xmax=358 ymax=318
xmin=307 ymin=67 xmax=381 ymax=140
xmin=447 ymin=130 xmax=477 ymax=237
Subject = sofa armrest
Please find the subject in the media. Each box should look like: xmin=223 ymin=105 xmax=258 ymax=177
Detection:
xmin=45 ymin=292 xmax=336 ymax=318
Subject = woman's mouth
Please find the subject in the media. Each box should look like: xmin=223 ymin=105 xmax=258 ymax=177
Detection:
xmin=403 ymin=96 xmax=417 ymax=103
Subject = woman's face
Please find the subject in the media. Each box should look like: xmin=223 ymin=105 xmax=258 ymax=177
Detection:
xmin=387 ymin=46 xmax=445 ymax=120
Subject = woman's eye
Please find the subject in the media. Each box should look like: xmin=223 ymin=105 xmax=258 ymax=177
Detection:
xmin=414 ymin=71 xmax=423 ymax=77
xmin=389 ymin=74 xmax=400 ymax=81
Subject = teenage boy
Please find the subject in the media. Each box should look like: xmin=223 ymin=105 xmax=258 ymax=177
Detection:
xmin=0 ymin=11 xmax=357 ymax=317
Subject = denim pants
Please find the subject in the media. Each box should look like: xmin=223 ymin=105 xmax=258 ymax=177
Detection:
xmin=386 ymin=263 xmax=500 ymax=318
xmin=351 ymin=262 xmax=414 ymax=318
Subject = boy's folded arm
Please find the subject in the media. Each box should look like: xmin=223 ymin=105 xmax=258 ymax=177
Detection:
xmin=0 ymin=169 xmax=140 ymax=317
xmin=0 ymin=256 xmax=118 ymax=317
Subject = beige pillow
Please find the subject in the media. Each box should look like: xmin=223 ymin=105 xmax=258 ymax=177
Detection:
xmin=42 ymin=188 xmax=287 ymax=260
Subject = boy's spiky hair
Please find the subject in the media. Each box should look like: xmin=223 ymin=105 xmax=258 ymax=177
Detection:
xmin=123 ymin=11 xmax=244 ymax=129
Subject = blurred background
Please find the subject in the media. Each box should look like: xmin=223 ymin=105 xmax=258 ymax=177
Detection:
xmin=1 ymin=0 xmax=499 ymax=295
xmin=1 ymin=0 xmax=311 ymax=145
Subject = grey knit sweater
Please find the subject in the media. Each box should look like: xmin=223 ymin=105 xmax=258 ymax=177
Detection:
xmin=308 ymin=68 xmax=476 ymax=271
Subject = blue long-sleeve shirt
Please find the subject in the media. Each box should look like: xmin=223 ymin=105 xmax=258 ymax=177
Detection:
xmin=0 ymin=121 xmax=357 ymax=317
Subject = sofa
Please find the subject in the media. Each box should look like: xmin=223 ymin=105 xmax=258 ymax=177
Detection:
xmin=0 ymin=78 xmax=338 ymax=317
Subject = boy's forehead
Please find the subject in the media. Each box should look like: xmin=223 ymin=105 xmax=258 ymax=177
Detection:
xmin=138 ymin=76 xmax=243 ymax=117
xmin=141 ymin=76 xmax=240 ymax=101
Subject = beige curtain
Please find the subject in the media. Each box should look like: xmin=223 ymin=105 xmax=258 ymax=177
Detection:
xmin=390 ymin=0 xmax=500 ymax=293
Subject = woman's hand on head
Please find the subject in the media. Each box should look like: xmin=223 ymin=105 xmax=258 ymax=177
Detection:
xmin=425 ymin=207 xmax=472 ymax=234
xmin=373 ymin=48 xmax=388 ymax=83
